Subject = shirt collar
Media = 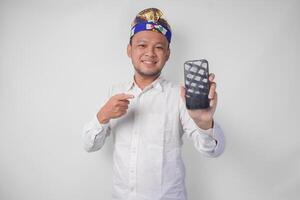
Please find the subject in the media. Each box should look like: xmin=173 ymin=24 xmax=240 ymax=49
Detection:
xmin=126 ymin=74 xmax=164 ymax=92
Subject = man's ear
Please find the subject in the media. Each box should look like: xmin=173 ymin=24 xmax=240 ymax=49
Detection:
xmin=166 ymin=47 xmax=170 ymax=61
xmin=127 ymin=44 xmax=132 ymax=58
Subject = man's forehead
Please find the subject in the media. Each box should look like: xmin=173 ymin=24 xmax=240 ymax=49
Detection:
xmin=132 ymin=31 xmax=168 ymax=44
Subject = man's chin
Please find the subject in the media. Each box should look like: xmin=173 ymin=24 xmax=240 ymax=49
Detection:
xmin=135 ymin=69 xmax=161 ymax=77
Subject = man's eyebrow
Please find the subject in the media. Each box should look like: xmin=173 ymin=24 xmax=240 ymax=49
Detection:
xmin=136 ymin=39 xmax=166 ymax=46
xmin=136 ymin=39 xmax=148 ymax=43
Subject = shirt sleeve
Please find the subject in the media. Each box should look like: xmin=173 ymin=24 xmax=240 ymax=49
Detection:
xmin=81 ymin=87 xmax=112 ymax=152
xmin=82 ymin=115 xmax=111 ymax=152
xmin=179 ymin=95 xmax=225 ymax=157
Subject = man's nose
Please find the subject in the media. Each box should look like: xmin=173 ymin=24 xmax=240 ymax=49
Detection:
xmin=145 ymin=46 xmax=155 ymax=57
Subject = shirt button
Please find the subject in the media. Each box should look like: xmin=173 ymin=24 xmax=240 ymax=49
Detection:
xmin=131 ymin=187 xmax=134 ymax=192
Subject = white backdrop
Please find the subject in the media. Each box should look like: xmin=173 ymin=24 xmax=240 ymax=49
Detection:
xmin=1 ymin=0 xmax=299 ymax=200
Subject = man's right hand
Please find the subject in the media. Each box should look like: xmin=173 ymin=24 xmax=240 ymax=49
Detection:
xmin=97 ymin=93 xmax=135 ymax=124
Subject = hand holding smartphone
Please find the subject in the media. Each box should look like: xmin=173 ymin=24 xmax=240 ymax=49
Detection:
xmin=184 ymin=59 xmax=210 ymax=109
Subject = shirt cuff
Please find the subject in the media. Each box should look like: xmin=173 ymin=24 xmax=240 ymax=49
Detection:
xmin=93 ymin=114 xmax=109 ymax=131
xmin=196 ymin=123 xmax=217 ymax=150
xmin=197 ymin=126 xmax=213 ymax=136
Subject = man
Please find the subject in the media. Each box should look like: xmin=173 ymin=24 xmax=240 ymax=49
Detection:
xmin=82 ymin=8 xmax=225 ymax=200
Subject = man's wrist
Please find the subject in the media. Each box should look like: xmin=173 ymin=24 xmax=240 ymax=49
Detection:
xmin=97 ymin=111 xmax=110 ymax=124
xmin=195 ymin=119 xmax=213 ymax=130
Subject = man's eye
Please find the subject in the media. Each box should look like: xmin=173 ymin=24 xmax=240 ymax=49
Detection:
xmin=138 ymin=44 xmax=146 ymax=48
xmin=156 ymin=46 xmax=164 ymax=50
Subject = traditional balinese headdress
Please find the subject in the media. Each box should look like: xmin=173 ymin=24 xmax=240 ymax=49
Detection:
xmin=130 ymin=8 xmax=172 ymax=43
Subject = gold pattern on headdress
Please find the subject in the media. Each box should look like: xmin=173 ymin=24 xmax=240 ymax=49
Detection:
xmin=138 ymin=8 xmax=163 ymax=22
xmin=131 ymin=8 xmax=170 ymax=29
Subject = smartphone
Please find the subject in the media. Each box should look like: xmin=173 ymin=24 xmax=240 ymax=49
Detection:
xmin=184 ymin=59 xmax=210 ymax=109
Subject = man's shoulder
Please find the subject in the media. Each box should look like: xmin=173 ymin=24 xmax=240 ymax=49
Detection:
xmin=108 ymin=81 xmax=132 ymax=95
xmin=106 ymin=78 xmax=181 ymax=95
xmin=111 ymin=81 xmax=131 ymax=89
xmin=161 ymin=78 xmax=181 ymax=92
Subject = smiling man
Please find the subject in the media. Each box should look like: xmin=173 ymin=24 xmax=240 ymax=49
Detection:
xmin=82 ymin=8 xmax=225 ymax=200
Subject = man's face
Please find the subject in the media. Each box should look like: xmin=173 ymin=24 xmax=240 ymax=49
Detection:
xmin=127 ymin=30 xmax=170 ymax=78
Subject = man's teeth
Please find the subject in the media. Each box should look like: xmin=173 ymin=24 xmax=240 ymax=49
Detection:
xmin=143 ymin=61 xmax=156 ymax=64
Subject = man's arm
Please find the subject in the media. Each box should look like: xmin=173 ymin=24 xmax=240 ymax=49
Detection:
xmin=179 ymin=97 xmax=225 ymax=157
xmin=82 ymin=89 xmax=134 ymax=152
xmin=179 ymin=73 xmax=225 ymax=157
xmin=82 ymin=114 xmax=111 ymax=152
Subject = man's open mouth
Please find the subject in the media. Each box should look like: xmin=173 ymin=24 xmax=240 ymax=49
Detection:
xmin=142 ymin=60 xmax=157 ymax=64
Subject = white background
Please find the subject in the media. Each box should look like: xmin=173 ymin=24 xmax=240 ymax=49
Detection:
xmin=1 ymin=0 xmax=299 ymax=200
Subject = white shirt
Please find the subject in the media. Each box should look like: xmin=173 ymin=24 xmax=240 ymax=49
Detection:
xmin=82 ymin=75 xmax=225 ymax=200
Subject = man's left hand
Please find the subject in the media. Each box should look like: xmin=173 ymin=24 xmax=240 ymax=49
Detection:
xmin=180 ymin=73 xmax=218 ymax=130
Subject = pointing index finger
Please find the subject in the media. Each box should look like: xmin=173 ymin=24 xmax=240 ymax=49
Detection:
xmin=117 ymin=93 xmax=135 ymax=100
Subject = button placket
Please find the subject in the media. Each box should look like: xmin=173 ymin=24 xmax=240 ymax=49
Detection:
xmin=128 ymin=96 xmax=140 ymax=193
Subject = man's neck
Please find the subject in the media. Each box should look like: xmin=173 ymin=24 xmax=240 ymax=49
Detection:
xmin=134 ymin=73 xmax=160 ymax=90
